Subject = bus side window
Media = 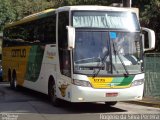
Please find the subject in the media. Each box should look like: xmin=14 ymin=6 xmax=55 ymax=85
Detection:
xmin=58 ymin=11 xmax=71 ymax=77
xmin=34 ymin=15 xmax=56 ymax=44
xmin=43 ymin=15 xmax=56 ymax=44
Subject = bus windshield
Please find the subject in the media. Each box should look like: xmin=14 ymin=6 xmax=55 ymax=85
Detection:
xmin=72 ymin=11 xmax=142 ymax=76
xmin=73 ymin=31 xmax=142 ymax=75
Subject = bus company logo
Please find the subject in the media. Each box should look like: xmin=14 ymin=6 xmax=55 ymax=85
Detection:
xmin=11 ymin=49 xmax=26 ymax=58
xmin=107 ymin=83 xmax=115 ymax=87
xmin=59 ymin=84 xmax=69 ymax=97
xmin=106 ymin=83 xmax=116 ymax=88
xmin=46 ymin=51 xmax=56 ymax=59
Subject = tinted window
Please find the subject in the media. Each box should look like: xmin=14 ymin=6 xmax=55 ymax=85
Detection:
xmin=3 ymin=14 xmax=56 ymax=47
xmin=58 ymin=11 xmax=71 ymax=77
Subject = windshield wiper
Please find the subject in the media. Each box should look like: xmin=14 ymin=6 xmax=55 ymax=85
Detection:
xmin=93 ymin=51 xmax=109 ymax=77
xmin=112 ymin=42 xmax=129 ymax=77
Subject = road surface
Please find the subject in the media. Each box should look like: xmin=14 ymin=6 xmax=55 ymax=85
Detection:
xmin=0 ymin=83 xmax=159 ymax=120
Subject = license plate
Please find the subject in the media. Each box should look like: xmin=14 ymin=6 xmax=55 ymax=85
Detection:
xmin=106 ymin=92 xmax=118 ymax=97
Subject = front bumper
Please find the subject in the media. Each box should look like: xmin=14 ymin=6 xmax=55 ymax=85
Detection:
xmin=70 ymin=84 xmax=144 ymax=102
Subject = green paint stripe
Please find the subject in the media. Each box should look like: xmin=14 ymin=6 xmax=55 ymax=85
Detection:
xmin=112 ymin=77 xmax=124 ymax=83
xmin=117 ymin=76 xmax=134 ymax=86
xmin=109 ymin=76 xmax=134 ymax=86
xmin=25 ymin=45 xmax=44 ymax=82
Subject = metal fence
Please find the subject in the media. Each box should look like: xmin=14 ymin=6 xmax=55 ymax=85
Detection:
xmin=144 ymin=53 xmax=160 ymax=98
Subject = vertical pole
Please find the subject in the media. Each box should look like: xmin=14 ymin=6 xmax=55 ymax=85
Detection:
xmin=130 ymin=0 xmax=132 ymax=7
xmin=123 ymin=0 xmax=132 ymax=7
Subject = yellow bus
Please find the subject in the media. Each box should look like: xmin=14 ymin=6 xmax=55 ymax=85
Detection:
xmin=2 ymin=6 xmax=155 ymax=106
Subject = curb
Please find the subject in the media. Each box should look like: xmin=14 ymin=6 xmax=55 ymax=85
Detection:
xmin=125 ymin=101 xmax=160 ymax=108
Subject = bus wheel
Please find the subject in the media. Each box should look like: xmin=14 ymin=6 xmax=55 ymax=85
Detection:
xmin=105 ymin=101 xmax=117 ymax=107
xmin=11 ymin=71 xmax=17 ymax=89
xmin=48 ymin=80 xmax=60 ymax=106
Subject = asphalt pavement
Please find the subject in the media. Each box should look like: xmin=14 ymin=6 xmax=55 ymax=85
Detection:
xmin=0 ymin=82 xmax=160 ymax=108
xmin=0 ymin=82 xmax=160 ymax=120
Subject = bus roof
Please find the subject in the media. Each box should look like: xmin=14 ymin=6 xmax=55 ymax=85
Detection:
xmin=57 ymin=5 xmax=138 ymax=13
xmin=5 ymin=9 xmax=56 ymax=28
xmin=5 ymin=5 xmax=138 ymax=28
xmin=57 ymin=6 xmax=139 ymax=18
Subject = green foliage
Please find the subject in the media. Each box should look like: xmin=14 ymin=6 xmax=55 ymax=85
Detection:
xmin=141 ymin=0 xmax=160 ymax=27
xmin=140 ymin=0 xmax=160 ymax=51
xmin=0 ymin=0 xmax=15 ymax=31
xmin=11 ymin=0 xmax=55 ymax=19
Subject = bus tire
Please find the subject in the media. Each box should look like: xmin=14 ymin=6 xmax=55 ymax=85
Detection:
xmin=48 ymin=78 xmax=60 ymax=106
xmin=11 ymin=70 xmax=17 ymax=89
xmin=105 ymin=101 xmax=117 ymax=107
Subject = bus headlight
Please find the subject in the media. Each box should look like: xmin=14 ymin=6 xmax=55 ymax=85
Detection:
xmin=131 ymin=79 xmax=144 ymax=87
xmin=72 ymin=79 xmax=92 ymax=87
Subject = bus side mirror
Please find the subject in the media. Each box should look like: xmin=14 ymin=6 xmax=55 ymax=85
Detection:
xmin=66 ymin=26 xmax=75 ymax=50
xmin=141 ymin=27 xmax=155 ymax=51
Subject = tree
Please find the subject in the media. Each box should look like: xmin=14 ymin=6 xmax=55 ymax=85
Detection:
xmin=0 ymin=0 xmax=56 ymax=31
xmin=0 ymin=0 xmax=160 ymax=52
xmin=0 ymin=0 xmax=15 ymax=31
xmin=144 ymin=0 xmax=160 ymax=51
xmin=133 ymin=0 xmax=160 ymax=51
xmin=11 ymin=0 xmax=55 ymax=20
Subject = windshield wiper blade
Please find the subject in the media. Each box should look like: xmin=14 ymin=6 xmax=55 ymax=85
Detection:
xmin=93 ymin=51 xmax=109 ymax=77
xmin=112 ymin=42 xmax=129 ymax=77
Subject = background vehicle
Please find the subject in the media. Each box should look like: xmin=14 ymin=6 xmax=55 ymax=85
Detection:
xmin=2 ymin=6 xmax=155 ymax=106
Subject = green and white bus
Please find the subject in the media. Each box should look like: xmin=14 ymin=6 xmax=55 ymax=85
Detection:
xmin=2 ymin=6 xmax=155 ymax=106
